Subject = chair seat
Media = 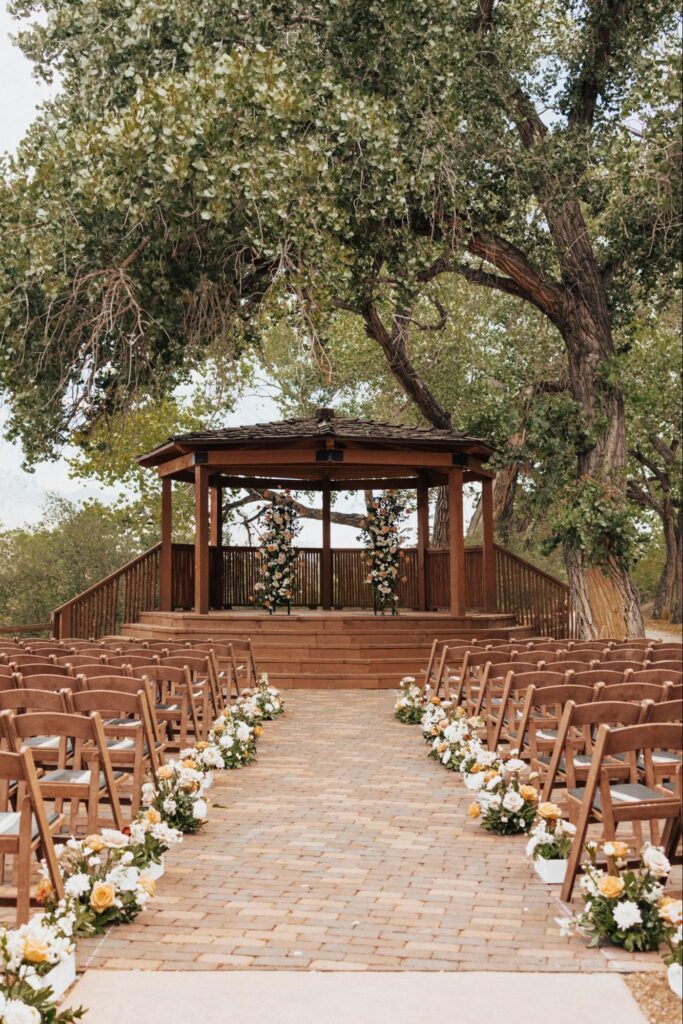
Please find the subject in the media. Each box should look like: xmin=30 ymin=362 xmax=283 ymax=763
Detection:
xmin=105 ymin=738 xmax=161 ymax=755
xmin=41 ymin=769 xmax=125 ymax=785
xmin=637 ymin=751 xmax=681 ymax=766
xmin=0 ymin=810 xmax=59 ymax=840
xmin=569 ymin=781 xmax=666 ymax=810
xmin=24 ymin=736 xmax=73 ymax=753
xmin=537 ymin=753 xmax=591 ymax=769
xmin=155 ymin=703 xmax=180 ymax=712
xmin=535 ymin=728 xmax=558 ymax=741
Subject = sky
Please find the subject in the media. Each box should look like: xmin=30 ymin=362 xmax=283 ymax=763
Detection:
xmin=0 ymin=6 xmax=423 ymax=546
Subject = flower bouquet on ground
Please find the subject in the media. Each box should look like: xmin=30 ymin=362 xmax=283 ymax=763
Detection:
xmin=180 ymin=742 xmax=226 ymax=788
xmin=0 ymin=906 xmax=81 ymax=1007
xmin=526 ymin=804 xmax=576 ymax=883
xmin=358 ymin=491 xmax=412 ymax=614
xmin=557 ymin=842 xmax=678 ymax=952
xmin=421 ymin=698 xmax=455 ymax=741
xmin=430 ymin=716 xmax=484 ymax=771
xmin=241 ymin=675 xmax=284 ymax=719
xmin=661 ymin=898 xmax=682 ymax=998
xmin=208 ymin=711 xmax=258 ymax=767
xmin=252 ymin=493 xmax=300 ymax=613
xmin=141 ymin=761 xmax=208 ymax=834
xmin=37 ymin=832 xmax=155 ymax=936
xmin=394 ymin=677 xmax=428 ymax=724
xmin=0 ymin=910 xmax=84 ymax=1021
xmin=127 ymin=806 xmax=183 ymax=873
xmin=468 ymin=759 xmax=538 ymax=834
xmin=459 ymin=744 xmax=503 ymax=789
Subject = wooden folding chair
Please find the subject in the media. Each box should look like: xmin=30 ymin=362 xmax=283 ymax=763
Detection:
xmin=68 ymin=689 xmax=162 ymax=815
xmin=470 ymin=660 xmax=541 ymax=721
xmin=649 ymin=645 xmax=683 ymax=662
xmin=628 ymin=668 xmax=682 ymax=687
xmin=645 ymin=659 xmax=683 ymax=674
xmin=8 ymin=657 xmax=53 ymax=671
xmin=0 ymin=690 xmax=71 ymax=769
xmin=16 ymin=664 xmax=70 ymax=682
xmin=514 ymin=682 xmax=598 ymax=764
xmin=70 ymin=663 xmax=127 ymax=681
xmin=27 ymin=644 xmax=72 ymax=657
xmin=77 ymin=675 xmax=165 ymax=755
xmin=486 ymin=669 xmax=568 ymax=750
xmin=429 ymin=645 xmax=471 ymax=697
xmin=447 ymin=649 xmax=525 ymax=703
xmin=561 ymin=722 xmax=683 ymax=900
xmin=53 ymin=654 xmax=109 ymax=669
xmin=129 ymin=665 xmax=197 ymax=750
xmin=570 ymin=641 xmax=613 ymax=653
xmin=603 ymin=647 xmax=650 ymax=664
xmin=5 ymin=710 xmax=126 ymax=833
xmin=541 ymin=699 xmax=646 ymax=804
xmin=571 ymin=668 xmax=626 ymax=689
xmin=599 ymin=681 xmax=672 ymax=704
xmin=15 ymin=672 xmax=80 ymax=693
xmin=159 ymin=654 xmax=218 ymax=725
xmin=0 ymin=742 xmax=64 ymax=924
xmin=106 ymin=654 xmax=160 ymax=670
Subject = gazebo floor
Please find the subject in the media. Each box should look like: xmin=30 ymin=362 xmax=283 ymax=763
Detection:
xmin=123 ymin=610 xmax=533 ymax=689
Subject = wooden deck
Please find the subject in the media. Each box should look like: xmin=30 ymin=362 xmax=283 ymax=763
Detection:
xmin=123 ymin=609 xmax=533 ymax=689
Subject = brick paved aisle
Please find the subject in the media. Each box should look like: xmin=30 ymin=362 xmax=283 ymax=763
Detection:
xmin=77 ymin=690 xmax=660 ymax=973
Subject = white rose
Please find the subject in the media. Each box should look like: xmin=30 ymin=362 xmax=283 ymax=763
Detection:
xmin=502 ymin=790 xmax=524 ymax=813
xmin=64 ymin=873 xmax=91 ymax=897
xmin=642 ymin=845 xmax=671 ymax=877
xmin=3 ymin=999 xmax=41 ymax=1024
xmin=101 ymin=828 xmax=130 ymax=849
xmin=192 ymin=799 xmax=208 ymax=819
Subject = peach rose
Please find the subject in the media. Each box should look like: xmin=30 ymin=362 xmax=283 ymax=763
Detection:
xmin=34 ymin=876 xmax=54 ymax=904
xmin=598 ymin=875 xmax=625 ymax=899
xmin=254 ymin=726 xmax=263 ymax=738
xmin=538 ymin=802 xmax=561 ymax=820
xmin=603 ymin=840 xmax=629 ymax=860
xmin=468 ymin=802 xmax=481 ymax=819
xmin=182 ymin=758 xmax=198 ymax=770
xmin=22 ymin=936 xmax=49 ymax=964
xmin=90 ymin=881 xmax=116 ymax=912
xmin=139 ymin=875 xmax=156 ymax=897
xmin=145 ymin=807 xmax=162 ymax=825
xmin=157 ymin=765 xmax=174 ymax=780
xmin=519 ymin=785 xmax=538 ymax=803
xmin=195 ymin=741 xmax=209 ymax=751
xmin=85 ymin=834 xmax=105 ymax=852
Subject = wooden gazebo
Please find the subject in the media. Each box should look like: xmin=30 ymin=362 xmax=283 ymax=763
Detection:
xmin=137 ymin=409 xmax=498 ymax=617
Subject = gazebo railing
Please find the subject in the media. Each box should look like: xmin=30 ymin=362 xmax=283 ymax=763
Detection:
xmin=51 ymin=541 xmax=572 ymax=638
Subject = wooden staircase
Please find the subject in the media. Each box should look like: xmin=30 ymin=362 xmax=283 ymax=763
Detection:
xmin=122 ymin=610 xmax=534 ymax=689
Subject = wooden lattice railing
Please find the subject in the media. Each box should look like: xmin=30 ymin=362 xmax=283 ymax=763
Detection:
xmin=51 ymin=541 xmax=573 ymax=638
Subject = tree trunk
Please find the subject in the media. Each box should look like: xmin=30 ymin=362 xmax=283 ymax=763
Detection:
xmin=671 ymin=506 xmax=682 ymax=625
xmin=652 ymin=506 xmax=678 ymax=620
xmin=432 ymin=486 xmax=449 ymax=547
xmin=467 ymin=460 xmax=520 ymax=543
xmin=559 ymin=285 xmax=644 ymax=638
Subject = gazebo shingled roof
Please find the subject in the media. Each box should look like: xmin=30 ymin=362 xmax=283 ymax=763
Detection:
xmin=137 ymin=411 xmax=495 ymax=467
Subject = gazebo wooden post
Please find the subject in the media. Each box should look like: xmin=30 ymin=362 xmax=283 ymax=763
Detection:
xmin=321 ymin=480 xmax=333 ymax=609
xmin=447 ymin=467 xmax=466 ymax=616
xmin=481 ymin=476 xmax=497 ymax=612
xmin=159 ymin=478 xmax=173 ymax=612
xmin=194 ymin=465 xmax=210 ymax=615
xmin=416 ymin=477 xmax=429 ymax=611
xmin=210 ymin=484 xmax=224 ymax=610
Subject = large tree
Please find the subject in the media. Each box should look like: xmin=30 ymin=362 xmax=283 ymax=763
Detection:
xmin=1 ymin=0 xmax=681 ymax=635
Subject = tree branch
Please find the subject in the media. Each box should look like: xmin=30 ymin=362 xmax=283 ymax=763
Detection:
xmin=567 ymin=0 xmax=631 ymax=128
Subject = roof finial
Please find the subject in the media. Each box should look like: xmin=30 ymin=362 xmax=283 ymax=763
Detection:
xmin=315 ymin=407 xmax=335 ymax=421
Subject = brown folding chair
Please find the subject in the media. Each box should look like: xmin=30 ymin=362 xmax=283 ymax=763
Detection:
xmin=15 ymin=672 xmax=80 ymax=693
xmin=0 ymin=740 xmax=64 ymax=924
xmin=603 ymin=647 xmax=650 ymax=664
xmin=599 ymin=681 xmax=672 ymax=704
xmin=571 ymin=669 xmax=626 ymax=689
xmin=106 ymin=654 xmax=160 ymax=670
xmin=68 ymin=689 xmax=162 ymax=814
xmin=429 ymin=645 xmax=471 ymax=697
xmin=513 ymin=682 xmax=599 ymax=765
xmin=628 ymin=668 xmax=682 ymax=687
xmin=470 ymin=661 xmax=541 ymax=721
xmin=129 ymin=665 xmax=196 ymax=750
xmin=16 ymin=664 xmax=70 ymax=681
xmin=561 ymin=722 xmax=683 ymax=900
xmin=0 ymin=689 xmax=71 ymax=768
xmin=649 ymin=645 xmax=683 ymax=662
xmin=589 ymin=660 xmax=644 ymax=674
xmin=70 ymin=663 xmax=125 ymax=681
xmin=159 ymin=654 xmax=218 ymax=725
xmin=486 ymin=670 xmax=568 ymax=750
xmin=52 ymin=654 xmax=109 ymax=669
xmin=645 ymin=659 xmax=683 ymax=674
xmin=5 ymin=710 xmax=126 ymax=833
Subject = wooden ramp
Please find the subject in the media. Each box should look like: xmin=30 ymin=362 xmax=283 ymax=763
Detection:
xmin=123 ymin=610 xmax=533 ymax=689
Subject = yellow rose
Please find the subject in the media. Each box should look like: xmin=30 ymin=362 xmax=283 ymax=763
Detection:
xmin=468 ymin=802 xmax=481 ymax=819
xmin=538 ymin=802 xmax=561 ymax=820
xmin=659 ymin=897 xmax=683 ymax=926
xmin=254 ymin=726 xmax=263 ymax=737
xmin=470 ymin=763 xmax=483 ymax=775
xmin=157 ymin=765 xmax=174 ymax=780
xmin=195 ymin=741 xmax=208 ymax=751
xmin=520 ymin=785 xmax=538 ymax=803
xmin=22 ymin=936 xmax=49 ymax=964
xmin=34 ymin=877 xmax=54 ymax=904
xmin=430 ymin=696 xmax=441 ymax=706
xmin=90 ymin=881 xmax=116 ymax=912
xmin=599 ymin=875 xmax=625 ymax=900
xmin=430 ymin=727 xmax=439 ymax=736
xmin=144 ymin=808 xmax=162 ymax=825
xmin=85 ymin=834 xmax=106 ymax=852
xmin=438 ymin=742 xmax=448 ymax=753
xmin=182 ymin=758 xmax=198 ymax=770
xmin=603 ymin=840 xmax=629 ymax=860
xmin=139 ymin=875 xmax=156 ymax=897
xmin=483 ymin=770 xmax=498 ymax=782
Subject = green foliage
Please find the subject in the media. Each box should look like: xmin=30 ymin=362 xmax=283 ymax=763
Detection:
xmin=0 ymin=495 xmax=150 ymax=626
xmin=543 ymin=478 xmax=645 ymax=570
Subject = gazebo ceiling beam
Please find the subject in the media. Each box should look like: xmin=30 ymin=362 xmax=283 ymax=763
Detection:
xmin=157 ymin=448 xmax=466 ymax=478
xmin=208 ymin=474 xmax=425 ymax=492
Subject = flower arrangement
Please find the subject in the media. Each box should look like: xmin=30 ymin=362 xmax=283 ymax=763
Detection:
xmin=558 ymin=842 xmax=678 ymax=952
xmin=661 ymin=898 xmax=682 ymax=998
xmin=358 ymin=491 xmax=412 ymax=614
xmin=0 ymin=909 xmax=83 ymax=1022
xmin=241 ymin=675 xmax=285 ymax=719
xmin=252 ymin=492 xmax=301 ymax=613
xmin=421 ymin=698 xmax=455 ymax=741
xmin=467 ymin=759 xmax=538 ymax=834
xmin=526 ymin=805 xmax=576 ymax=861
xmin=459 ymin=744 xmax=502 ymax=781
xmin=431 ymin=716 xmax=485 ymax=771
xmin=141 ymin=761 xmax=208 ymax=834
xmin=394 ymin=677 xmax=428 ymax=724
xmin=180 ymin=742 xmax=226 ymax=776
xmin=207 ymin=711 xmax=258 ymax=767
xmin=37 ymin=832 xmax=155 ymax=935
xmin=127 ymin=806 xmax=183 ymax=869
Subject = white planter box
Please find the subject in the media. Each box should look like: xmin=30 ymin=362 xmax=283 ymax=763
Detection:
xmin=146 ymin=857 xmax=166 ymax=881
xmin=30 ymin=951 xmax=76 ymax=1001
xmin=668 ymin=963 xmax=682 ymax=999
xmin=464 ymin=772 xmax=485 ymax=791
xmin=533 ymin=857 xmax=568 ymax=884
xmin=202 ymin=771 xmax=214 ymax=790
